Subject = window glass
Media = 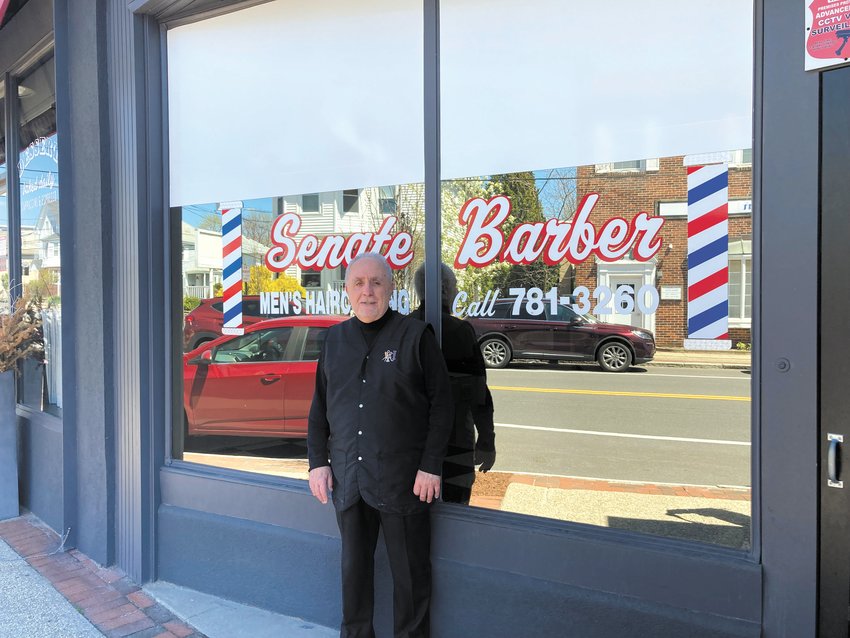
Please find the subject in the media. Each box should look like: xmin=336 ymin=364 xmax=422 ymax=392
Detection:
xmin=440 ymin=0 xmax=753 ymax=549
xmin=302 ymin=327 xmax=328 ymax=361
xmin=437 ymin=157 xmax=753 ymax=549
xmin=729 ymin=259 xmax=743 ymax=319
xmin=169 ymin=0 xmax=425 ymax=474
xmin=302 ymin=194 xmax=319 ymax=213
xmin=18 ymin=55 xmax=60 ymax=411
xmin=551 ymin=304 xmax=580 ymax=323
xmin=1 ymin=94 xmax=7 ymax=309
xmin=379 ymin=186 xmax=397 ymax=214
xmin=301 ymin=271 xmax=321 ymax=288
xmin=167 ymin=0 xmax=753 ymax=551
xmin=212 ymin=327 xmax=292 ymax=363
xmin=342 ymin=189 xmax=359 ymax=213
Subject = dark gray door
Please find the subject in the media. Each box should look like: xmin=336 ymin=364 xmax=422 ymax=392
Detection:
xmin=819 ymin=63 xmax=850 ymax=638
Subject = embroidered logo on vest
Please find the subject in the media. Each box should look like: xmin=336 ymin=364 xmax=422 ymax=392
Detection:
xmin=382 ymin=350 xmax=397 ymax=363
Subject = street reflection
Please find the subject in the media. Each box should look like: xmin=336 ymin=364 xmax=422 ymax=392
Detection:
xmin=174 ymin=156 xmax=753 ymax=550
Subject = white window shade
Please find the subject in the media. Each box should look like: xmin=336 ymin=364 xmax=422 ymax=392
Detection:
xmin=440 ymin=0 xmax=753 ymax=179
xmin=168 ymin=0 xmax=753 ymax=207
xmin=167 ymin=0 xmax=424 ymax=207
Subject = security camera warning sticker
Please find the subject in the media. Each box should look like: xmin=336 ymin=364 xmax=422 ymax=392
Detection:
xmin=806 ymin=0 xmax=850 ymax=70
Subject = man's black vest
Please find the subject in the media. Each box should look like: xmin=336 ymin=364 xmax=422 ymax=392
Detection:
xmin=324 ymin=312 xmax=431 ymax=514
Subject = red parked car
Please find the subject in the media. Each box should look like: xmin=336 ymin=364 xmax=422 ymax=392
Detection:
xmin=183 ymin=315 xmax=346 ymax=438
xmin=183 ymin=296 xmax=273 ymax=351
xmin=466 ymin=299 xmax=655 ymax=372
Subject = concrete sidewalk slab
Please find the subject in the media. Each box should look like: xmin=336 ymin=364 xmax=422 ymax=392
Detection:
xmin=145 ymin=582 xmax=336 ymax=638
xmin=0 ymin=538 xmax=102 ymax=638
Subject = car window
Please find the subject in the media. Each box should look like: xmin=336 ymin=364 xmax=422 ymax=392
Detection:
xmin=489 ymin=303 xmax=512 ymax=319
xmin=489 ymin=301 xmax=538 ymax=320
xmin=212 ymin=332 xmax=260 ymax=362
xmin=553 ymin=304 xmax=579 ymax=322
xmin=514 ymin=305 xmax=537 ymax=320
xmin=211 ymin=301 xmax=223 ymax=313
xmin=243 ymin=299 xmax=260 ymax=316
xmin=302 ymin=327 xmax=329 ymax=361
xmin=211 ymin=327 xmax=293 ymax=363
xmin=258 ymin=327 xmax=293 ymax=361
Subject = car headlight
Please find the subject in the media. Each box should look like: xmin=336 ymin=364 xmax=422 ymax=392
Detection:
xmin=630 ymin=329 xmax=653 ymax=340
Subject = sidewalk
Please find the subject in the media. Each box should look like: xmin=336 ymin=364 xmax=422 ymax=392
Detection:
xmin=0 ymin=513 xmax=336 ymax=638
xmin=0 ymin=514 xmax=207 ymax=638
xmin=648 ymin=347 xmax=751 ymax=370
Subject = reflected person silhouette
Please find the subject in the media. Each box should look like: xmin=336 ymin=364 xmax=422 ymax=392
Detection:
xmin=412 ymin=263 xmax=496 ymax=505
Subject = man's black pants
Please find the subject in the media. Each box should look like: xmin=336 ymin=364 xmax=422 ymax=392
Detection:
xmin=336 ymin=499 xmax=431 ymax=638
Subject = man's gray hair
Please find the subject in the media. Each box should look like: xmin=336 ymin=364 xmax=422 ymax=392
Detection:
xmin=413 ymin=262 xmax=457 ymax=305
xmin=346 ymin=252 xmax=393 ymax=285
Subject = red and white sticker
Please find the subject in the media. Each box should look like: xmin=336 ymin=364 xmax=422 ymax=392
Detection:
xmin=805 ymin=0 xmax=850 ymax=70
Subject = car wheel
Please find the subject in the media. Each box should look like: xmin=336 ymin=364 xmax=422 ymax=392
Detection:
xmin=597 ymin=341 xmax=633 ymax=372
xmin=481 ymin=338 xmax=511 ymax=369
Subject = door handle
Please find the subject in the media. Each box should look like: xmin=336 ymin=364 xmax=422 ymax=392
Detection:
xmin=260 ymin=375 xmax=282 ymax=385
xmin=828 ymin=433 xmax=843 ymax=488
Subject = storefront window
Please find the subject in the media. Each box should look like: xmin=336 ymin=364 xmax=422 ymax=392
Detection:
xmin=17 ymin=54 xmax=60 ymax=410
xmin=167 ymin=0 xmax=753 ymax=550
xmin=439 ymin=1 xmax=753 ymax=548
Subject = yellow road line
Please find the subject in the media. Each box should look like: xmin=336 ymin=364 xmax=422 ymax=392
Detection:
xmin=489 ymin=385 xmax=750 ymax=402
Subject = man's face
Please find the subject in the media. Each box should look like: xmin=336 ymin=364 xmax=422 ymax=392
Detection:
xmin=346 ymin=257 xmax=393 ymax=323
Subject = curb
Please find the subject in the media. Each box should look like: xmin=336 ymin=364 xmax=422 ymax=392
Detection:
xmin=645 ymin=361 xmax=751 ymax=370
xmin=0 ymin=514 xmax=206 ymax=638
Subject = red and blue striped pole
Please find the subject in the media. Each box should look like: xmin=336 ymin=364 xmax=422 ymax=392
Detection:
xmin=685 ymin=164 xmax=730 ymax=350
xmin=219 ymin=201 xmax=244 ymax=336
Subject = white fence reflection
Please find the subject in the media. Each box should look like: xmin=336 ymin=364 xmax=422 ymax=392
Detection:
xmin=184 ymin=285 xmax=211 ymax=299
xmin=42 ymin=307 xmax=62 ymax=408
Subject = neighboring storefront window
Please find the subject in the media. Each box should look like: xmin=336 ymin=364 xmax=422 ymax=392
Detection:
xmin=17 ymin=54 xmax=61 ymax=410
xmin=1 ymin=94 xmax=7 ymax=310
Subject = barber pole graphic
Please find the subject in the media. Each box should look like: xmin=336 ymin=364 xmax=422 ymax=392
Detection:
xmin=684 ymin=164 xmax=731 ymax=350
xmin=219 ymin=201 xmax=245 ymax=336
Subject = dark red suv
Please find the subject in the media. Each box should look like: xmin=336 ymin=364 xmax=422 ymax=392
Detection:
xmin=183 ymin=296 xmax=272 ymax=351
xmin=466 ymin=299 xmax=655 ymax=372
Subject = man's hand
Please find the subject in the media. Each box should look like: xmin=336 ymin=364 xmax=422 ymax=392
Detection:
xmin=309 ymin=466 xmax=333 ymax=504
xmin=413 ymin=470 xmax=441 ymax=503
xmin=475 ymin=446 xmax=496 ymax=473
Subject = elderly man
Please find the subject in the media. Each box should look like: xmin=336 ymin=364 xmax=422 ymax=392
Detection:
xmin=308 ymin=253 xmax=454 ymax=638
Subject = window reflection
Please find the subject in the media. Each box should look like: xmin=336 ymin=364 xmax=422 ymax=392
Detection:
xmin=174 ymin=184 xmax=426 ymax=479
xmin=440 ymin=156 xmax=752 ymax=549
xmin=172 ymin=158 xmax=753 ymax=549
